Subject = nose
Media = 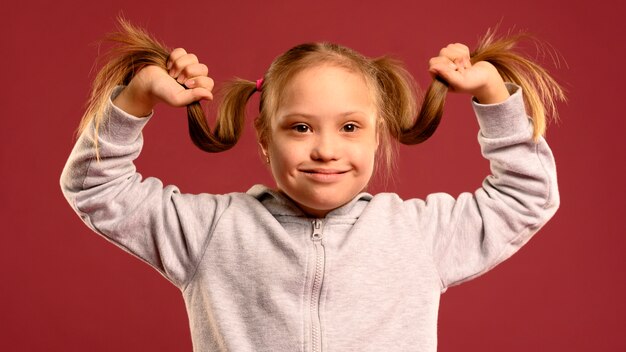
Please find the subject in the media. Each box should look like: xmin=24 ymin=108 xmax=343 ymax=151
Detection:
xmin=310 ymin=133 xmax=338 ymax=161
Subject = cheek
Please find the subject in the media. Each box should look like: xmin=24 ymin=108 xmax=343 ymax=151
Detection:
xmin=350 ymin=142 xmax=377 ymax=171
xmin=268 ymin=141 xmax=300 ymax=175
xmin=360 ymin=133 xmax=379 ymax=162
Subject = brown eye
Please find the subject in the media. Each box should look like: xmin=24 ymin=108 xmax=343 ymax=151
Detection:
xmin=342 ymin=123 xmax=358 ymax=133
xmin=293 ymin=124 xmax=310 ymax=133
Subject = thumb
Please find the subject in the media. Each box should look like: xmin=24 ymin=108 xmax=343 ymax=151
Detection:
xmin=176 ymin=86 xmax=214 ymax=105
xmin=161 ymin=85 xmax=213 ymax=107
xmin=430 ymin=67 xmax=463 ymax=91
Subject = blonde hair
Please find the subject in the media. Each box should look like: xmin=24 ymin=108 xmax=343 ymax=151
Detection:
xmin=79 ymin=18 xmax=565 ymax=172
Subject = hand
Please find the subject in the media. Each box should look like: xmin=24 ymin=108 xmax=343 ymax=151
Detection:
xmin=428 ymin=43 xmax=509 ymax=104
xmin=113 ymin=48 xmax=214 ymax=116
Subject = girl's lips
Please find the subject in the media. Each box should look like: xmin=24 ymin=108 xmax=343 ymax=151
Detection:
xmin=301 ymin=168 xmax=349 ymax=174
xmin=300 ymin=168 xmax=350 ymax=182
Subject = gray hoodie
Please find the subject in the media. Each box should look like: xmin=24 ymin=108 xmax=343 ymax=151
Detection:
xmin=60 ymin=84 xmax=559 ymax=352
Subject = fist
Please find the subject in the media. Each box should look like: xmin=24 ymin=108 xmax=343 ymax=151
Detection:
xmin=428 ymin=43 xmax=509 ymax=104
xmin=114 ymin=48 xmax=215 ymax=117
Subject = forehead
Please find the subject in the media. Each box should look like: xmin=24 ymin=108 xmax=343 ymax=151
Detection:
xmin=277 ymin=64 xmax=377 ymax=117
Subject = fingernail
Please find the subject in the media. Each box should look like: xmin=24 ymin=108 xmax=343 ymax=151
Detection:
xmin=186 ymin=79 xmax=195 ymax=87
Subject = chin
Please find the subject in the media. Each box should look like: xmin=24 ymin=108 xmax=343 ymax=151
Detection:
xmin=299 ymin=196 xmax=348 ymax=217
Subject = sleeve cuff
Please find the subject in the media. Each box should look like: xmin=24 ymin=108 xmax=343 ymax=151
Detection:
xmin=471 ymin=83 xmax=530 ymax=139
xmin=101 ymin=86 xmax=154 ymax=145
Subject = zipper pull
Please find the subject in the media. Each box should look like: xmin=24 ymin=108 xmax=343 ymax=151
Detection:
xmin=311 ymin=219 xmax=323 ymax=241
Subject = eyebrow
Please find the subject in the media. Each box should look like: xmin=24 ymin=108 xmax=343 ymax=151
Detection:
xmin=279 ymin=111 xmax=369 ymax=120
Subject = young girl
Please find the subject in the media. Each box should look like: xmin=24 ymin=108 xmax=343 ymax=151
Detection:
xmin=61 ymin=20 xmax=563 ymax=351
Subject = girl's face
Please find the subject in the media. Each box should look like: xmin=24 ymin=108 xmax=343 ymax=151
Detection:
xmin=263 ymin=64 xmax=379 ymax=218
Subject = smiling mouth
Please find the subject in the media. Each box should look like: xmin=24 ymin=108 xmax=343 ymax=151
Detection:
xmin=300 ymin=168 xmax=350 ymax=182
xmin=301 ymin=169 xmax=349 ymax=175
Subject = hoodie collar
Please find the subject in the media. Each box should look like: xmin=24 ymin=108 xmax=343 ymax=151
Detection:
xmin=246 ymin=184 xmax=373 ymax=219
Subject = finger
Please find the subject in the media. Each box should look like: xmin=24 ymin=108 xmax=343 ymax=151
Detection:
xmin=184 ymin=76 xmax=214 ymax=92
xmin=169 ymin=53 xmax=199 ymax=79
xmin=439 ymin=43 xmax=471 ymax=69
xmin=172 ymin=87 xmax=214 ymax=105
xmin=167 ymin=48 xmax=188 ymax=70
xmin=429 ymin=54 xmax=469 ymax=89
xmin=428 ymin=56 xmax=457 ymax=78
xmin=438 ymin=48 xmax=461 ymax=73
xmin=434 ymin=71 xmax=463 ymax=91
xmin=429 ymin=56 xmax=457 ymax=70
xmin=452 ymin=43 xmax=471 ymax=70
xmin=439 ymin=45 xmax=460 ymax=61
xmin=429 ymin=61 xmax=462 ymax=83
xmin=177 ymin=63 xmax=209 ymax=84
xmin=443 ymin=43 xmax=470 ymax=58
xmin=448 ymin=43 xmax=470 ymax=56
xmin=451 ymin=43 xmax=471 ymax=70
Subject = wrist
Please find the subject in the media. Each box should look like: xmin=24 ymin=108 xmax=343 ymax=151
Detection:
xmin=112 ymin=80 xmax=155 ymax=117
xmin=472 ymin=75 xmax=510 ymax=104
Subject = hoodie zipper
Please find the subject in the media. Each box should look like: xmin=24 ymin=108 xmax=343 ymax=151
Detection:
xmin=310 ymin=219 xmax=325 ymax=352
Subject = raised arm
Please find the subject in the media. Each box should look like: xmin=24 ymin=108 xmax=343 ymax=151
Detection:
xmin=416 ymin=43 xmax=560 ymax=289
xmin=60 ymin=50 xmax=223 ymax=289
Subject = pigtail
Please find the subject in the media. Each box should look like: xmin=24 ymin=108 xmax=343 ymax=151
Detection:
xmin=211 ymin=79 xmax=258 ymax=150
xmin=371 ymin=57 xmax=419 ymax=166
xmin=470 ymin=29 xmax=565 ymax=139
xmin=372 ymin=57 xmax=418 ymax=136
xmin=78 ymin=17 xmax=170 ymax=158
xmin=396 ymin=78 xmax=448 ymax=145
xmin=79 ymin=17 xmax=252 ymax=157
xmin=392 ymin=29 xmax=565 ymax=145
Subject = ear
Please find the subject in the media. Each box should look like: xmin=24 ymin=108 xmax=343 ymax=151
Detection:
xmin=375 ymin=116 xmax=383 ymax=149
xmin=258 ymin=141 xmax=270 ymax=164
xmin=259 ymin=141 xmax=268 ymax=156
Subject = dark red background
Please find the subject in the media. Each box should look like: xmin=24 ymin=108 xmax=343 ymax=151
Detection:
xmin=2 ymin=0 xmax=624 ymax=351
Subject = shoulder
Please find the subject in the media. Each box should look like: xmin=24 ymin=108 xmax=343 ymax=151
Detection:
xmin=366 ymin=191 xmax=448 ymax=214
xmin=370 ymin=191 xmax=457 ymax=207
xmin=366 ymin=191 xmax=465 ymax=222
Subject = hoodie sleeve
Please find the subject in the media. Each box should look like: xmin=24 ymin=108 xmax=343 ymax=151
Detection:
xmin=410 ymin=83 xmax=560 ymax=291
xmin=60 ymin=87 xmax=231 ymax=289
